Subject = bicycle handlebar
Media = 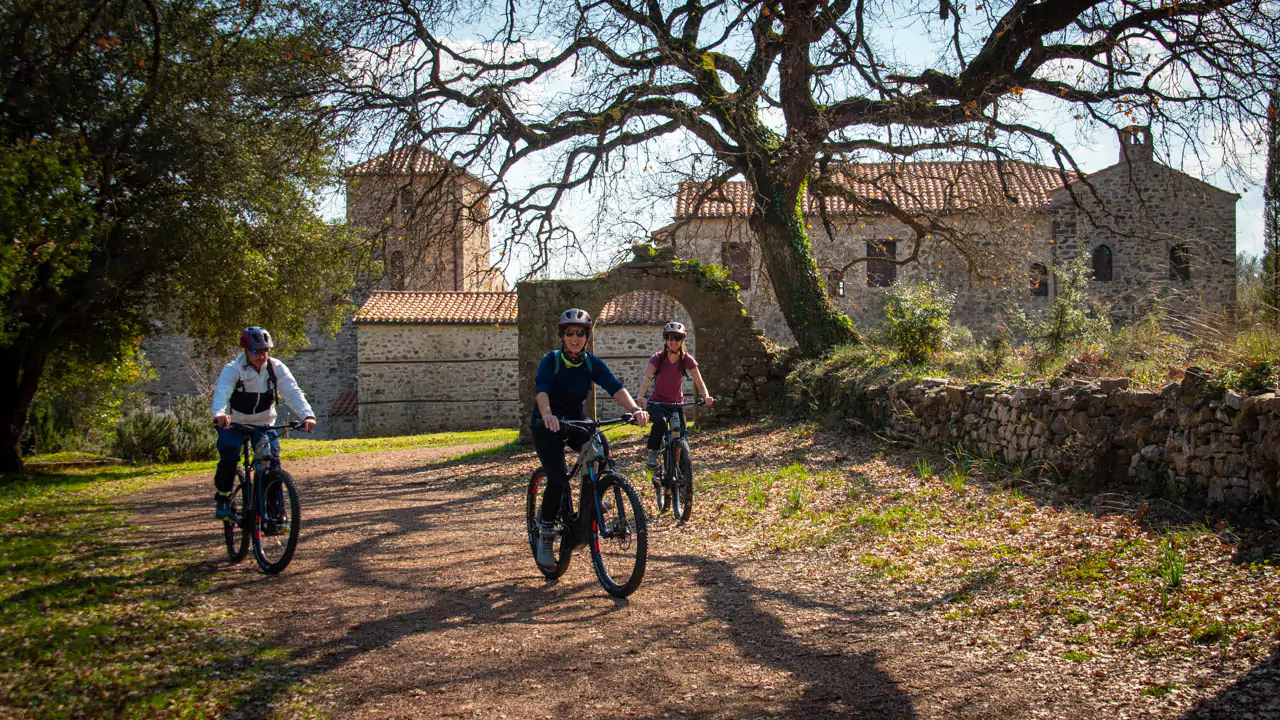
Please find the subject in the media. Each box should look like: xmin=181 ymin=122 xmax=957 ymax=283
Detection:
xmin=222 ymin=420 xmax=308 ymax=432
xmin=533 ymin=414 xmax=637 ymax=430
xmin=646 ymin=398 xmax=706 ymax=408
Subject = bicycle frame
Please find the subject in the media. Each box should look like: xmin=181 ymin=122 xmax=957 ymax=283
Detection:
xmin=542 ymin=416 xmax=634 ymax=552
xmin=648 ymin=399 xmax=702 ymax=482
xmin=228 ymin=422 xmax=298 ymax=528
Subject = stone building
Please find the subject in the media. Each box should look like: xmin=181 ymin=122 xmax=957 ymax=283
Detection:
xmin=142 ymin=147 xmax=505 ymax=438
xmin=661 ymin=127 xmax=1238 ymax=343
xmin=353 ymin=289 xmax=695 ymax=436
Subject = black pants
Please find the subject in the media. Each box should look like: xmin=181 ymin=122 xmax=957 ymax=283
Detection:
xmin=646 ymin=406 xmax=681 ymax=450
xmin=531 ymin=422 xmax=591 ymax=523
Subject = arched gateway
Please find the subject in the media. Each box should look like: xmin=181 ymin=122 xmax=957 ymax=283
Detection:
xmin=517 ymin=245 xmax=782 ymax=437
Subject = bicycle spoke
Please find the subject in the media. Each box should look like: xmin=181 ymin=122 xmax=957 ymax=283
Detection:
xmin=590 ymin=474 xmax=647 ymax=598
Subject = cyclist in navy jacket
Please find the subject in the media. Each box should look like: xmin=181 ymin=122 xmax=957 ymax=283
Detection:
xmin=531 ymin=308 xmax=648 ymax=568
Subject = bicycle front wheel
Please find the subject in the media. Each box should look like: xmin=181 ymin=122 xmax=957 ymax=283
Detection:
xmin=590 ymin=473 xmax=647 ymax=598
xmin=670 ymin=439 xmax=694 ymax=526
xmin=252 ymin=469 xmax=300 ymax=574
xmin=223 ymin=468 xmax=250 ymax=563
xmin=526 ymin=469 xmax=573 ymax=579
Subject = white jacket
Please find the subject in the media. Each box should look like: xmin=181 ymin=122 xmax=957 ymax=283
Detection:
xmin=211 ymin=354 xmax=314 ymax=426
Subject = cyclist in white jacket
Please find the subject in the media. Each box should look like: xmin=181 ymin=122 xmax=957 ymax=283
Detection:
xmin=210 ymin=326 xmax=316 ymax=519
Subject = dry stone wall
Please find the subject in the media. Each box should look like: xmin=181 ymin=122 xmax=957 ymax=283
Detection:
xmin=793 ymin=370 xmax=1280 ymax=518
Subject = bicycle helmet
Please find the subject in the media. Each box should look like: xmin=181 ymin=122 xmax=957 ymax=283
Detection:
xmin=663 ymin=321 xmax=686 ymax=338
xmin=239 ymin=326 xmax=274 ymax=351
xmin=558 ymin=308 xmax=593 ymax=328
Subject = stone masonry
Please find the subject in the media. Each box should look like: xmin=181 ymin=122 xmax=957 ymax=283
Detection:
xmin=790 ymin=370 xmax=1279 ymax=518
xmin=517 ymin=245 xmax=785 ymax=441
xmin=665 ymin=127 xmax=1238 ymax=342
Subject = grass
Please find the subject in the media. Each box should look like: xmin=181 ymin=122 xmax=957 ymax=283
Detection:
xmin=692 ymin=421 xmax=1280 ymax=680
xmin=1 ymin=429 xmax=513 ymax=719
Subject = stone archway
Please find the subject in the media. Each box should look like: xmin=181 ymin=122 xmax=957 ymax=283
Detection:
xmin=517 ymin=244 xmax=781 ymax=433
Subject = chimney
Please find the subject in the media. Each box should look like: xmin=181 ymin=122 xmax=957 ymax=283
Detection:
xmin=1118 ymin=125 xmax=1153 ymax=163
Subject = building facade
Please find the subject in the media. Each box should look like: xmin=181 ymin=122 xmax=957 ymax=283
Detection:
xmin=662 ymin=128 xmax=1238 ymax=343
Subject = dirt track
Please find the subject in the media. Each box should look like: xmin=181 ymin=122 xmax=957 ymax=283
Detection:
xmin=131 ymin=433 xmax=1278 ymax=720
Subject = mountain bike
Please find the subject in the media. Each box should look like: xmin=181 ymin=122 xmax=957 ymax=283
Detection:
xmin=526 ymin=414 xmax=648 ymax=598
xmin=648 ymin=398 xmax=704 ymax=525
xmin=222 ymin=421 xmax=304 ymax=574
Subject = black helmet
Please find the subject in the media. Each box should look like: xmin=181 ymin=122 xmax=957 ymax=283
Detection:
xmin=239 ymin=326 xmax=273 ymax=351
xmin=558 ymin=308 xmax=593 ymax=328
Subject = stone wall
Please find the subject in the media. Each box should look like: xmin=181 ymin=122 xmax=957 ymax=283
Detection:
xmin=517 ymin=246 xmax=784 ymax=441
xmin=664 ymin=135 xmax=1237 ymax=345
xmin=1049 ymin=144 xmax=1237 ymax=323
xmin=355 ymin=320 xmax=694 ymax=436
xmin=669 ymin=213 xmax=1053 ymax=341
xmin=141 ymin=322 xmax=359 ymax=439
xmin=792 ymin=370 xmax=1279 ymax=517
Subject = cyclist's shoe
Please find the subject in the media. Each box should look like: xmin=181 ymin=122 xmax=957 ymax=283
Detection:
xmin=214 ymin=492 xmax=233 ymax=521
xmin=645 ymin=449 xmax=660 ymax=470
xmin=535 ymin=522 xmax=557 ymax=568
xmin=261 ymin=520 xmax=286 ymax=537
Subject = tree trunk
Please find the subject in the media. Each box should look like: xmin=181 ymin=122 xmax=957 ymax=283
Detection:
xmin=0 ymin=344 xmax=47 ymax=475
xmin=1265 ymin=90 xmax=1280 ymax=324
xmin=749 ymin=177 xmax=858 ymax=356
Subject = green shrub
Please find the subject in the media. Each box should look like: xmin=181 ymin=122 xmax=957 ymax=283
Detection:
xmin=1020 ymin=250 xmax=1110 ymax=359
xmin=113 ymin=396 xmax=216 ymax=463
xmin=883 ymin=280 xmax=955 ymax=366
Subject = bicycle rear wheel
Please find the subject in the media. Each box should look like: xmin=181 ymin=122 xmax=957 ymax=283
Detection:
xmin=590 ymin=473 xmax=647 ymax=598
xmin=252 ymin=469 xmax=300 ymax=574
xmin=526 ymin=469 xmax=573 ymax=579
xmin=223 ymin=468 xmax=250 ymax=563
xmin=670 ymin=439 xmax=694 ymax=526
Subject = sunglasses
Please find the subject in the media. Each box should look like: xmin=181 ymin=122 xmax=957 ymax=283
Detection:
xmin=664 ymin=334 xmax=684 ymax=341
xmin=563 ymin=327 xmax=588 ymax=338
xmin=247 ymin=348 xmax=269 ymax=355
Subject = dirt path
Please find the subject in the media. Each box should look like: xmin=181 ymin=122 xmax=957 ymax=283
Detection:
xmin=131 ymin=434 xmax=1277 ymax=720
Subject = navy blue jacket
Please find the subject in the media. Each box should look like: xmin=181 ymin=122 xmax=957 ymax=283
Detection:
xmin=532 ymin=350 xmax=624 ymax=423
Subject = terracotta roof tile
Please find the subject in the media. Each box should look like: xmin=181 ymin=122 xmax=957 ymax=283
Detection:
xmin=354 ymin=291 xmax=518 ymax=325
xmin=353 ymin=290 xmax=674 ymax=326
xmin=597 ymin=292 xmax=675 ymax=326
xmin=676 ymin=161 xmax=1075 ymax=218
xmin=345 ymin=146 xmax=487 ymax=188
xmin=330 ymin=389 xmax=359 ymax=418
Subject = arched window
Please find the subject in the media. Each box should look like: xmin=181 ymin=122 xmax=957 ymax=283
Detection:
xmin=1030 ymin=263 xmax=1049 ymax=297
xmin=1091 ymin=244 xmax=1113 ymax=282
xmin=827 ymin=270 xmax=845 ymax=298
xmin=1170 ymin=244 xmax=1191 ymax=281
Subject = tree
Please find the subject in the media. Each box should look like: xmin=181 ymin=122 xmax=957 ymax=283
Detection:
xmin=0 ymin=0 xmax=359 ymax=473
xmin=1264 ymin=91 xmax=1280 ymax=323
xmin=330 ymin=0 xmax=1280 ymax=356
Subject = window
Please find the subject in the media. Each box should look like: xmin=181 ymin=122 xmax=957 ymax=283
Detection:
xmin=1030 ymin=263 xmax=1049 ymax=297
xmin=399 ymin=187 xmax=415 ymax=218
xmin=721 ymin=242 xmax=751 ymax=290
xmin=389 ymin=251 xmax=405 ymax=290
xmin=867 ymin=240 xmax=897 ymax=288
xmin=1091 ymin=244 xmax=1113 ymax=282
xmin=1170 ymin=244 xmax=1191 ymax=281
xmin=827 ymin=270 xmax=845 ymax=298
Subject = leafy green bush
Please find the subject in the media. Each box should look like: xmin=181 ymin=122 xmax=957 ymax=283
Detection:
xmin=882 ymin=280 xmax=955 ymax=366
xmin=1019 ymin=251 xmax=1110 ymax=359
xmin=22 ymin=345 xmax=153 ymax=456
xmin=113 ymin=396 xmax=216 ymax=463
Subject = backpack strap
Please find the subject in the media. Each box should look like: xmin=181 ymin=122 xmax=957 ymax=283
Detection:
xmin=554 ymin=350 xmax=593 ymax=376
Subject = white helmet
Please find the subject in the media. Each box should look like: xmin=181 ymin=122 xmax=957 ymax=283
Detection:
xmin=663 ymin=321 xmax=686 ymax=337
